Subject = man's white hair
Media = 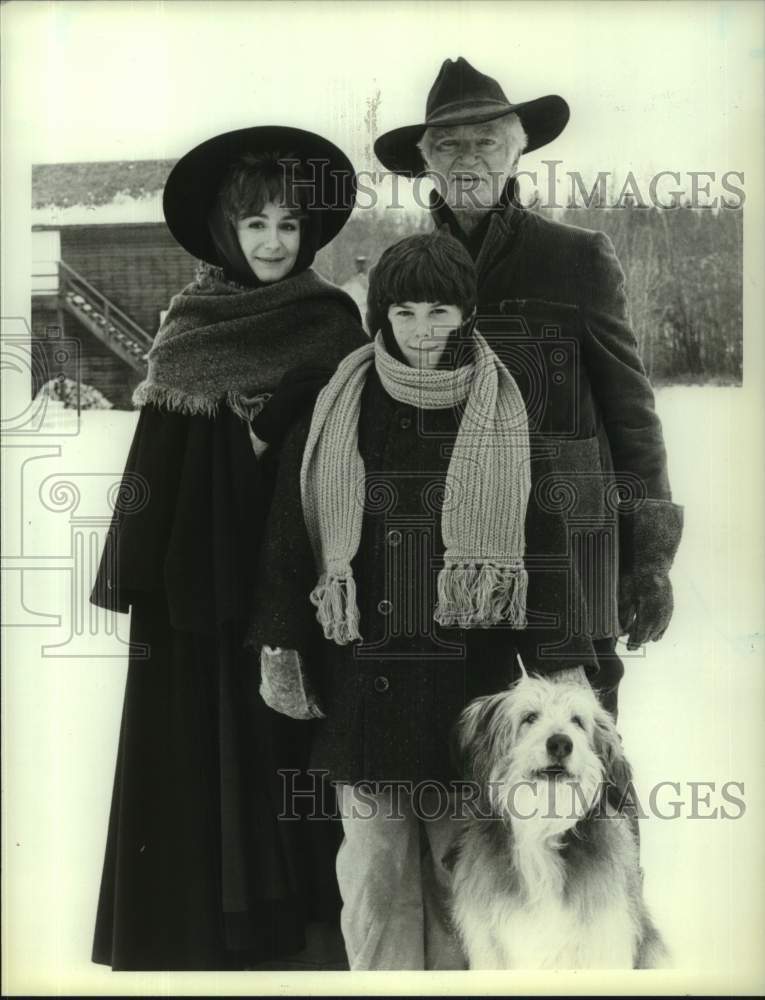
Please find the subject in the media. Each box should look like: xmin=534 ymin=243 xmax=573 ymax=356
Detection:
xmin=417 ymin=113 xmax=528 ymax=170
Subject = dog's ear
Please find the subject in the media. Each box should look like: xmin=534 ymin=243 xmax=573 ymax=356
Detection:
xmin=450 ymin=690 xmax=509 ymax=788
xmin=516 ymin=653 xmax=529 ymax=681
xmin=593 ymin=707 xmax=634 ymax=810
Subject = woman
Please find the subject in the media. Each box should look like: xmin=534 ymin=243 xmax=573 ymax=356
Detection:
xmin=90 ymin=126 xmax=366 ymax=970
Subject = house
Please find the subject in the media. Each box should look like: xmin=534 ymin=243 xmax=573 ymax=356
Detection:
xmin=31 ymin=160 xmax=197 ymax=409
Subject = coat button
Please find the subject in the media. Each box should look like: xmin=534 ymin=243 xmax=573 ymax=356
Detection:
xmin=374 ymin=676 xmax=390 ymax=693
xmin=399 ymin=415 xmax=412 ymax=430
xmin=386 ymin=529 xmax=402 ymax=546
xmin=377 ymin=599 xmax=393 ymax=614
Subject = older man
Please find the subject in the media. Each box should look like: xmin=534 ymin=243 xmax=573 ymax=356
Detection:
xmin=375 ymin=57 xmax=683 ymax=714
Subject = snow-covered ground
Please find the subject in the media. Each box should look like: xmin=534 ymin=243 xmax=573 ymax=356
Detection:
xmin=3 ymin=387 xmax=764 ymax=995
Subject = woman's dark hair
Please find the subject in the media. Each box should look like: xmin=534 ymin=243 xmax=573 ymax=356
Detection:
xmin=217 ymin=150 xmax=313 ymax=223
xmin=366 ymin=232 xmax=477 ymax=334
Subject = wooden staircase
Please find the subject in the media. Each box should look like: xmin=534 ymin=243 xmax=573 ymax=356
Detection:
xmin=58 ymin=260 xmax=154 ymax=373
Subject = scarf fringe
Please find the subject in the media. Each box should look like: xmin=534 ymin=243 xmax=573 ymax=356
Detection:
xmin=434 ymin=562 xmax=528 ymax=628
xmin=137 ymin=267 xmax=362 ymax=418
xmin=132 ymin=383 xmax=271 ymax=424
xmin=132 ymin=382 xmax=220 ymax=417
xmin=309 ymin=572 xmax=362 ymax=645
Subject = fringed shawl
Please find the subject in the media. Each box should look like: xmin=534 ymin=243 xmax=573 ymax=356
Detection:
xmin=133 ymin=263 xmax=364 ymax=421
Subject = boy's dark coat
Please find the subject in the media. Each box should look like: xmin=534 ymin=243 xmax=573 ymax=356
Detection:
xmin=253 ymin=369 xmax=607 ymax=787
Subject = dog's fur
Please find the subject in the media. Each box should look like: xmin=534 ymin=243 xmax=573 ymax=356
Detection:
xmin=447 ymin=674 xmax=669 ymax=969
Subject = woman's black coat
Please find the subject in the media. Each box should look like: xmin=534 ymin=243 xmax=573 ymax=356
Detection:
xmin=90 ymin=405 xmax=353 ymax=970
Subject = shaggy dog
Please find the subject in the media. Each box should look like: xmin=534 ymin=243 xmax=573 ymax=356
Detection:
xmin=447 ymin=672 xmax=669 ymax=969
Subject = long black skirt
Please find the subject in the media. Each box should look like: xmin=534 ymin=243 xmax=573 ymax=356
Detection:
xmin=91 ymin=404 xmax=344 ymax=970
xmin=92 ymin=600 xmax=344 ymax=970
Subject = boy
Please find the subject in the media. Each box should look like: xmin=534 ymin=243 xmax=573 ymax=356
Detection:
xmin=249 ymin=233 xmax=598 ymax=970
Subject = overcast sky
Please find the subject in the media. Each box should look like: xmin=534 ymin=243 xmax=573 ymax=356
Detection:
xmin=3 ymin=0 xmax=762 ymax=196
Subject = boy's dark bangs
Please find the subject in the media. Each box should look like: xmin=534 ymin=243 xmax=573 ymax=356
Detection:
xmin=386 ymin=257 xmax=458 ymax=307
xmin=381 ymin=248 xmax=476 ymax=314
xmin=367 ymin=233 xmax=478 ymax=336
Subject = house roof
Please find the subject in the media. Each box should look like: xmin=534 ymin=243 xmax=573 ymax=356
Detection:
xmin=30 ymin=157 xmax=426 ymax=227
xmin=32 ymin=160 xmax=176 ymax=226
xmin=32 ymin=160 xmax=176 ymax=207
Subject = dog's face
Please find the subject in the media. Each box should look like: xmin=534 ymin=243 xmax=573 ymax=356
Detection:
xmin=455 ymin=675 xmax=630 ymax=834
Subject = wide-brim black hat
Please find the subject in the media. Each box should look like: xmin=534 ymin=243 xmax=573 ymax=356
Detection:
xmin=375 ymin=57 xmax=569 ymax=178
xmin=163 ymin=125 xmax=357 ymax=264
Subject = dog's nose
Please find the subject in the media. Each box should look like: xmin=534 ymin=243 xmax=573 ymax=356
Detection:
xmin=546 ymin=733 xmax=573 ymax=760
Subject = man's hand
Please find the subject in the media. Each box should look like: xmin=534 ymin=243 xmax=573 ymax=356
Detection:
xmin=618 ymin=571 xmax=674 ymax=651
xmin=259 ymin=646 xmax=325 ymax=721
xmin=618 ymin=499 xmax=682 ymax=651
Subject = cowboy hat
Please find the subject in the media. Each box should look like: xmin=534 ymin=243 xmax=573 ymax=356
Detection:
xmin=374 ymin=57 xmax=569 ymax=178
xmin=163 ymin=125 xmax=357 ymax=264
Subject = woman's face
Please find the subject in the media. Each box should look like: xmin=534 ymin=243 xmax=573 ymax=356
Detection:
xmin=386 ymin=301 xmax=464 ymax=369
xmin=236 ymin=201 xmax=301 ymax=282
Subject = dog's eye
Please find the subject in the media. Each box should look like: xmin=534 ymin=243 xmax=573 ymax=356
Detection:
xmin=571 ymin=715 xmax=586 ymax=730
xmin=521 ymin=712 xmax=538 ymax=726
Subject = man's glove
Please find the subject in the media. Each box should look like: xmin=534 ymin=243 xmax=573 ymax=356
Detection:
xmin=618 ymin=500 xmax=683 ymax=650
xmin=250 ymin=365 xmax=334 ymax=448
xmin=259 ymin=645 xmax=325 ymax=721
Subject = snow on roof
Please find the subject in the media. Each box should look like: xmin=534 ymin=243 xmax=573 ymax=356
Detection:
xmin=32 ymin=160 xmax=176 ymax=226
xmin=30 ymin=158 xmax=427 ymax=228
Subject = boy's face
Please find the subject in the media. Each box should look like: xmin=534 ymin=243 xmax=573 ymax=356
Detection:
xmin=386 ymin=301 xmax=464 ymax=369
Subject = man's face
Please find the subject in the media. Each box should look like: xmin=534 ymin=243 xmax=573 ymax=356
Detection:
xmin=421 ymin=120 xmax=517 ymax=212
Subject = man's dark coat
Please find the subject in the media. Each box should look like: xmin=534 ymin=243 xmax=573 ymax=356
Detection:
xmin=434 ymin=194 xmax=671 ymax=500
xmin=431 ymin=193 xmax=676 ymax=695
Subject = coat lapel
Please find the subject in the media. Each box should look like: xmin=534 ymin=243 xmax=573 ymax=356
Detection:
xmin=477 ymin=202 xmax=528 ymax=287
xmin=431 ymin=192 xmax=527 ymax=286
xmin=474 ymin=211 xmax=509 ymax=283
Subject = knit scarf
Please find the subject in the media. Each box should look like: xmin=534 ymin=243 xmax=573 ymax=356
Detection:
xmin=300 ymin=331 xmax=531 ymax=644
xmin=132 ymin=263 xmax=363 ymax=421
